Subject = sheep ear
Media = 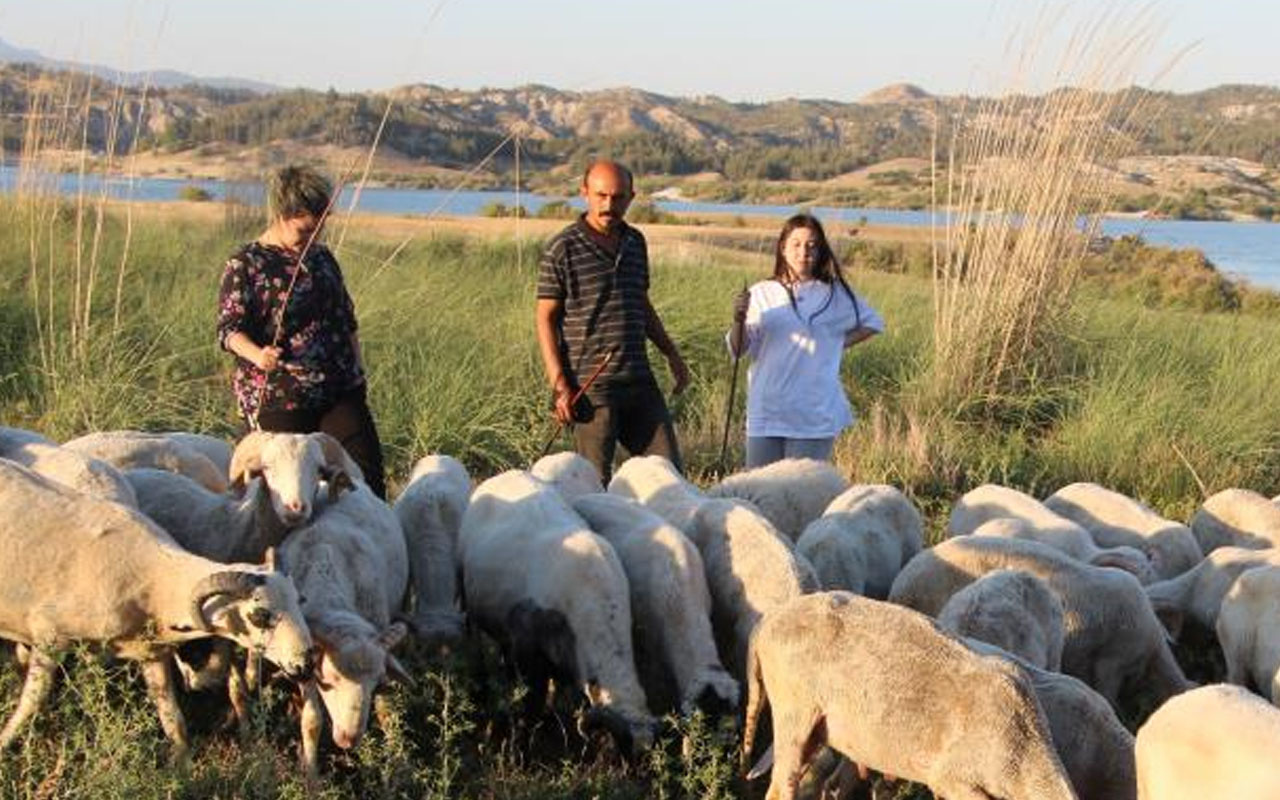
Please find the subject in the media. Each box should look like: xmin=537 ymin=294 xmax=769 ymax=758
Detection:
xmin=384 ymin=653 xmax=414 ymax=686
xmin=311 ymin=432 xmax=364 ymax=482
xmin=377 ymin=621 xmax=409 ymax=651
xmin=326 ymin=470 xmax=355 ymax=502
xmin=228 ymin=431 xmax=268 ymax=489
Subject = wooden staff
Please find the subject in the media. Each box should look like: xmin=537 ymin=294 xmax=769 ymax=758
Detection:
xmin=538 ymin=348 xmax=617 ymax=457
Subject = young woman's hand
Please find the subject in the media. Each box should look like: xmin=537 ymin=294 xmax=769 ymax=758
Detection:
xmin=732 ymin=289 xmax=750 ymax=323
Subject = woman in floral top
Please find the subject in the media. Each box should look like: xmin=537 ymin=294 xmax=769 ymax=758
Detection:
xmin=217 ymin=164 xmax=386 ymax=498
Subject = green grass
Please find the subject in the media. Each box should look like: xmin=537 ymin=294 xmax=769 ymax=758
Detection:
xmin=3 ymin=201 xmax=1280 ymax=796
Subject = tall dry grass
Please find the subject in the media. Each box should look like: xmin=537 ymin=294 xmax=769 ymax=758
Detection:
xmin=927 ymin=5 xmax=1172 ymax=413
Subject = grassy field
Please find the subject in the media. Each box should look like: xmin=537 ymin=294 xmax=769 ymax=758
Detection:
xmin=2 ymin=199 xmax=1279 ymax=797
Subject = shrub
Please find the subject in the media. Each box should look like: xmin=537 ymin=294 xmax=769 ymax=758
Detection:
xmin=178 ymin=185 xmax=214 ymax=202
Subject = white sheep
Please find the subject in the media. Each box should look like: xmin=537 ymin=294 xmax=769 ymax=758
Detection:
xmin=742 ymin=591 xmax=1077 ymax=800
xmin=938 ymin=568 xmax=1066 ymax=671
xmin=461 ymin=470 xmax=655 ymax=754
xmin=1135 ymin=684 xmax=1280 ymax=799
xmin=889 ymin=535 xmax=1191 ymax=707
xmin=280 ymin=480 xmax=412 ymax=768
xmin=62 ymin=430 xmax=228 ymax=493
xmin=571 ymin=492 xmax=738 ymax=717
xmin=795 ymin=484 xmax=923 ymax=599
xmin=966 ymin=638 xmax=1136 ymax=800
xmin=607 ymin=454 xmax=706 ymax=537
xmin=1 ymin=426 xmax=136 ymax=506
xmin=158 ymin=431 xmax=233 ymax=477
xmin=1216 ymin=565 xmax=1280 ymax=703
xmin=228 ymin=430 xmax=362 ymax=527
xmin=1044 ymin=482 xmax=1202 ymax=579
xmin=531 ymin=451 xmax=603 ymax=501
xmin=706 ymin=458 xmax=849 ymax=541
xmin=951 ymin=483 xmax=1157 ymax=582
xmin=1190 ymin=488 xmax=1280 ymax=553
xmin=1143 ymin=545 xmax=1280 ymax=637
xmin=0 ymin=459 xmax=311 ymax=756
xmin=690 ymin=499 xmax=818 ymax=678
xmin=392 ymin=454 xmax=470 ymax=642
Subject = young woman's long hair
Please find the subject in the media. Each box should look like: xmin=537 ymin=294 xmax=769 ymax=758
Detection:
xmin=772 ymin=213 xmax=860 ymax=325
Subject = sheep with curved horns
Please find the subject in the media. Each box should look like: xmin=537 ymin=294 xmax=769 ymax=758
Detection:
xmin=1190 ymin=488 xmax=1280 ymax=553
xmin=950 ymin=483 xmax=1158 ymax=583
xmin=795 ymin=484 xmax=923 ymax=599
xmin=967 ymin=638 xmax=1136 ymax=800
xmin=280 ymin=479 xmax=412 ymax=771
xmin=889 ymin=535 xmax=1191 ymax=708
xmin=706 ymin=458 xmax=849 ymax=541
xmin=938 ymin=568 xmax=1066 ymax=671
xmin=571 ymin=492 xmax=739 ymax=717
xmin=461 ymin=470 xmax=655 ymax=755
xmin=532 ymin=451 xmax=604 ymax=501
xmin=1 ymin=426 xmax=136 ymax=507
xmin=392 ymin=454 xmax=471 ymax=642
xmin=741 ymin=592 xmax=1077 ymax=800
xmin=1044 ymin=482 xmax=1201 ymax=579
xmin=228 ymin=430 xmax=362 ymax=528
xmin=1136 ymin=684 xmax=1280 ymax=800
xmin=63 ymin=430 xmax=228 ymax=494
xmin=1143 ymin=545 xmax=1280 ymax=638
xmin=0 ymin=459 xmax=311 ymax=756
xmin=1216 ymin=565 xmax=1280 ymax=704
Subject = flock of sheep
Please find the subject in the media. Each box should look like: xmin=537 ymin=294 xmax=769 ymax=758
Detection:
xmin=2 ymin=423 xmax=1280 ymax=799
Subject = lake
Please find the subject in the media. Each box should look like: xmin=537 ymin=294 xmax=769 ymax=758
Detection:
xmin=4 ymin=165 xmax=1279 ymax=290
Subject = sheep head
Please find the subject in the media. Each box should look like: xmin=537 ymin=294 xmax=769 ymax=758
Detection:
xmin=189 ymin=566 xmax=313 ymax=680
xmin=229 ymin=432 xmax=357 ymax=527
xmin=312 ymin=619 xmax=411 ymax=750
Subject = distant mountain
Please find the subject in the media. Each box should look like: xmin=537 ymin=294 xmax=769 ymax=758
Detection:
xmin=860 ymin=83 xmax=933 ymax=104
xmin=0 ymin=36 xmax=279 ymax=93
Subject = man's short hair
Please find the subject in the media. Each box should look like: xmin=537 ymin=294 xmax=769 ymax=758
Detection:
xmin=581 ymin=160 xmax=633 ymax=193
xmin=266 ymin=164 xmax=333 ymax=220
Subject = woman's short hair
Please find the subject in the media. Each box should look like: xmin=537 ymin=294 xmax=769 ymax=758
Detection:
xmin=266 ymin=165 xmax=332 ymax=221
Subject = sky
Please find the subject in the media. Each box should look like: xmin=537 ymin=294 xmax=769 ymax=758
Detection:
xmin=0 ymin=0 xmax=1276 ymax=101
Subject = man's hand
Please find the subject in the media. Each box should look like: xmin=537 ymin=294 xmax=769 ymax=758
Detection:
xmin=668 ymin=352 xmax=691 ymax=395
xmin=551 ymin=380 xmax=575 ymax=425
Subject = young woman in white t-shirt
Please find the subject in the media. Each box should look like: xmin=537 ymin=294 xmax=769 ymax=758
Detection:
xmin=727 ymin=213 xmax=883 ymax=468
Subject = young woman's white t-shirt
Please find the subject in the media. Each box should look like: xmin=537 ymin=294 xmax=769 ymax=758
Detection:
xmin=728 ymin=278 xmax=883 ymax=439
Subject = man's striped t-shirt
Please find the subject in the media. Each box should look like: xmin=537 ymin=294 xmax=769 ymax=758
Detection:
xmin=536 ymin=217 xmax=653 ymax=398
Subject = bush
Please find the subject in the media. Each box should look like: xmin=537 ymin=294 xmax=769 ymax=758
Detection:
xmin=178 ymin=185 xmax=214 ymax=202
xmin=533 ymin=200 xmax=576 ymax=219
xmin=480 ymin=202 xmax=526 ymax=218
xmin=627 ymin=202 xmax=680 ymax=225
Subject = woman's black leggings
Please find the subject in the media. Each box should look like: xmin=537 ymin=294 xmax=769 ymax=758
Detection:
xmin=252 ymin=385 xmax=387 ymax=499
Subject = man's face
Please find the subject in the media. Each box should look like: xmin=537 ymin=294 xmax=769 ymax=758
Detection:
xmin=580 ymin=165 xmax=633 ymax=234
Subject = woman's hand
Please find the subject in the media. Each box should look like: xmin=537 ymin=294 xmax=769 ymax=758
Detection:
xmin=732 ymin=289 xmax=750 ymax=323
xmin=255 ymin=345 xmax=283 ymax=372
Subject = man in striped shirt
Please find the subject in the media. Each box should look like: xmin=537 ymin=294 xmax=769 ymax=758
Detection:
xmin=535 ymin=160 xmax=690 ymax=483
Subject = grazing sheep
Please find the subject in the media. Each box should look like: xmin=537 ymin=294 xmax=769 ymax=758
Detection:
xmin=0 ymin=460 xmax=311 ymax=755
xmin=706 ymin=458 xmax=849 ymax=541
xmin=461 ymin=470 xmax=655 ymax=754
xmin=1143 ymin=546 xmax=1280 ymax=636
xmin=966 ymin=639 xmax=1136 ymax=800
xmin=1135 ymin=684 xmax=1280 ymax=800
xmin=690 ymin=499 xmax=818 ymax=678
xmin=1216 ymin=565 xmax=1280 ymax=703
xmin=392 ymin=454 xmax=471 ymax=642
xmin=795 ymin=484 xmax=923 ymax=599
xmin=571 ymin=492 xmax=738 ymax=717
xmin=950 ymin=484 xmax=1157 ymax=582
xmin=889 ymin=536 xmax=1190 ymax=707
xmin=228 ymin=431 xmax=361 ymax=527
xmin=125 ymin=469 xmax=291 ymax=564
xmin=742 ymin=592 xmax=1077 ymax=800
xmin=1 ymin=427 xmax=136 ymax=506
xmin=280 ymin=481 xmax=412 ymax=767
xmin=1044 ymin=482 xmax=1201 ymax=579
xmin=608 ymin=454 xmax=706 ymax=537
xmin=1190 ymin=488 xmax=1280 ymax=553
xmin=938 ymin=569 xmax=1066 ymax=670
xmin=531 ymin=451 xmax=603 ymax=501
xmin=63 ymin=430 xmax=227 ymax=493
